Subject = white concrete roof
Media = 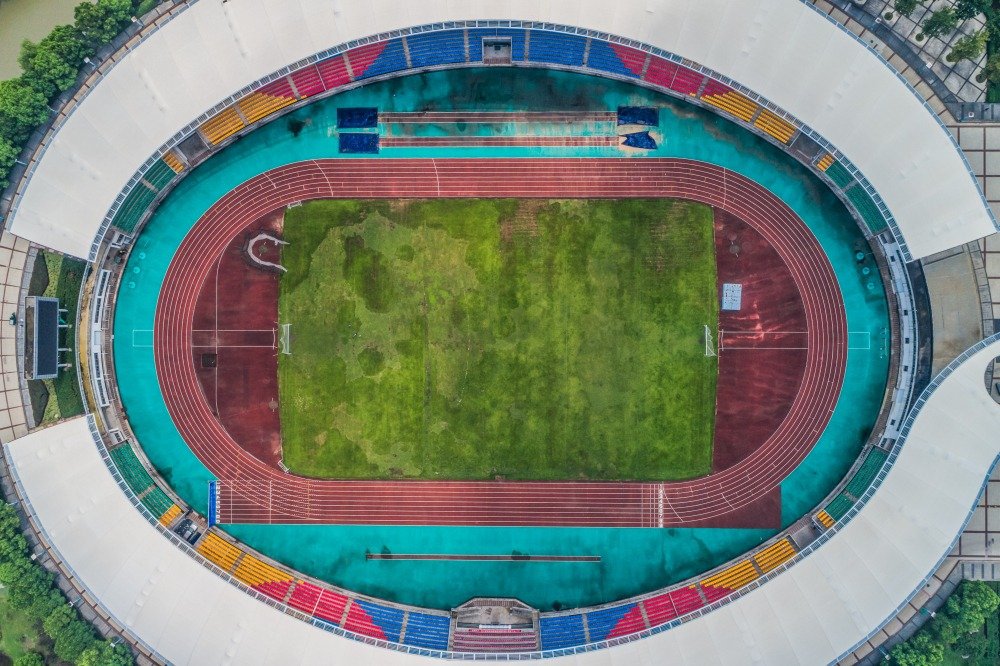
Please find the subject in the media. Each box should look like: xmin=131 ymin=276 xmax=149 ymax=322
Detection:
xmin=3 ymin=0 xmax=994 ymax=259
xmin=6 ymin=334 xmax=1000 ymax=664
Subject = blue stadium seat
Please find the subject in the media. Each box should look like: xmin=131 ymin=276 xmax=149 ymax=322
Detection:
xmin=585 ymin=604 xmax=635 ymax=642
xmin=358 ymin=39 xmax=408 ymax=79
xmin=587 ymin=40 xmax=639 ymax=78
xmin=528 ymin=31 xmax=586 ymax=67
xmin=403 ymin=612 xmax=451 ymax=650
xmin=407 ymin=30 xmax=466 ymax=68
xmin=539 ymin=614 xmax=586 ymax=650
xmin=354 ymin=599 xmax=405 ymax=642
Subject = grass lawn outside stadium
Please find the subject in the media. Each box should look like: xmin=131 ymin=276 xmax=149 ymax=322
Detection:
xmin=278 ymin=198 xmax=719 ymax=481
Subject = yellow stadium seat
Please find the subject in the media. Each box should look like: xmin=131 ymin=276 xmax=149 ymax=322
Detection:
xmin=753 ymin=538 xmax=797 ymax=573
xmin=753 ymin=109 xmax=797 ymax=144
xmin=199 ymin=107 xmax=246 ymax=145
xmin=158 ymin=504 xmax=182 ymax=526
xmin=163 ymin=151 xmax=185 ymax=173
xmin=701 ymin=560 xmax=759 ymax=591
xmin=196 ymin=532 xmax=242 ymax=572
xmin=701 ymin=91 xmax=758 ymax=122
xmin=234 ymin=554 xmax=294 ymax=587
xmin=237 ymin=92 xmax=296 ymax=125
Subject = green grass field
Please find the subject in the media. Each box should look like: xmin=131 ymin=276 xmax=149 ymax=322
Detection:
xmin=278 ymin=198 xmax=718 ymax=481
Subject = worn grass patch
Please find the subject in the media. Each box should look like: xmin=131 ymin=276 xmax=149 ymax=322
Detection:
xmin=278 ymin=199 xmax=717 ymax=481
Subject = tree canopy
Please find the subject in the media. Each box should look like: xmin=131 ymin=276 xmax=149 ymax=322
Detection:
xmin=75 ymin=0 xmax=134 ymax=49
xmin=947 ymin=29 xmax=989 ymax=62
xmin=955 ymin=0 xmax=991 ymax=21
xmin=894 ymin=0 xmax=922 ymax=17
xmin=0 ymin=78 xmax=51 ymax=145
xmin=889 ymin=581 xmax=1000 ymax=666
xmin=18 ymin=25 xmax=90 ymax=99
xmin=922 ymin=7 xmax=961 ymax=39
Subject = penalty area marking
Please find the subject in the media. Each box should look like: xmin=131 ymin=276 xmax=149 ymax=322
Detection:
xmin=847 ymin=331 xmax=871 ymax=350
xmin=132 ymin=329 xmax=154 ymax=347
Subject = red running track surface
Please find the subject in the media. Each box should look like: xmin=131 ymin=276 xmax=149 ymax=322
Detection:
xmin=153 ymin=158 xmax=847 ymax=526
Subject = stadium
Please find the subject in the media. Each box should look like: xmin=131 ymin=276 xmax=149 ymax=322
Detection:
xmin=1 ymin=0 xmax=999 ymax=663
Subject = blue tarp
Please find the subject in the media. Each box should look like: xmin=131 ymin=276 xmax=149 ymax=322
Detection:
xmin=622 ymin=131 xmax=657 ymax=149
xmin=338 ymin=133 xmax=380 ymax=153
xmin=617 ymin=106 xmax=659 ymax=126
xmin=337 ymin=107 xmax=379 ymax=129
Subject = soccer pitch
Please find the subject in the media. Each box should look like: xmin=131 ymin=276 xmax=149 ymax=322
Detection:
xmin=278 ymin=198 xmax=718 ymax=481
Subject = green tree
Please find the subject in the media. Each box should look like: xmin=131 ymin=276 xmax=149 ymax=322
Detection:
xmin=955 ymin=0 xmax=990 ymax=21
xmin=28 ymin=587 xmax=69 ymax=622
xmin=0 ymin=78 xmax=51 ymax=144
xmin=1 ymin=560 xmax=58 ymax=618
xmin=78 ymin=640 xmax=133 ymax=666
xmin=953 ymin=629 xmax=988 ymax=660
xmin=75 ymin=0 xmax=134 ymax=48
xmin=0 ymin=523 xmax=27 ymax=560
xmin=12 ymin=653 xmax=44 ymax=666
xmin=0 ymin=501 xmax=20 ymax=534
xmin=43 ymin=603 xmax=76 ymax=636
xmin=951 ymin=580 xmax=1000 ymax=632
xmin=0 ymin=137 xmax=18 ymax=189
xmin=894 ymin=0 xmax=921 ymax=16
xmin=929 ymin=612 xmax=960 ymax=645
xmin=947 ymin=29 xmax=989 ymax=62
xmin=888 ymin=631 xmax=945 ymax=666
xmin=977 ymin=53 xmax=1000 ymax=83
xmin=45 ymin=604 xmax=97 ymax=663
xmin=0 ymin=556 xmax=37 ymax=589
xmin=18 ymin=25 xmax=89 ymax=99
xmin=921 ymin=7 xmax=961 ymax=39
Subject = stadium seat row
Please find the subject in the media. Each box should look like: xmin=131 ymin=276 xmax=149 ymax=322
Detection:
xmin=196 ymin=532 xmax=241 ymax=572
xmin=754 ymin=538 xmax=797 ymax=574
xmin=188 ymin=519 xmax=804 ymax=652
xmin=701 ymin=559 xmax=759 ymax=599
xmin=108 ymin=444 xmax=180 ymax=522
xmin=814 ymin=152 xmax=890 ymax=232
xmin=821 ymin=448 xmax=890 ymax=522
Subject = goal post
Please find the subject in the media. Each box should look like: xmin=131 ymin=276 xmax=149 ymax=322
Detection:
xmin=704 ymin=324 xmax=716 ymax=357
xmin=280 ymin=323 xmax=292 ymax=355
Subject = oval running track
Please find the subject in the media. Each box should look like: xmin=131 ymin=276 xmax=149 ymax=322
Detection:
xmin=152 ymin=157 xmax=848 ymax=526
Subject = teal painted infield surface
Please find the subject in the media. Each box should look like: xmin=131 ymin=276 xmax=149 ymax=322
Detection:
xmin=113 ymin=68 xmax=889 ymax=611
